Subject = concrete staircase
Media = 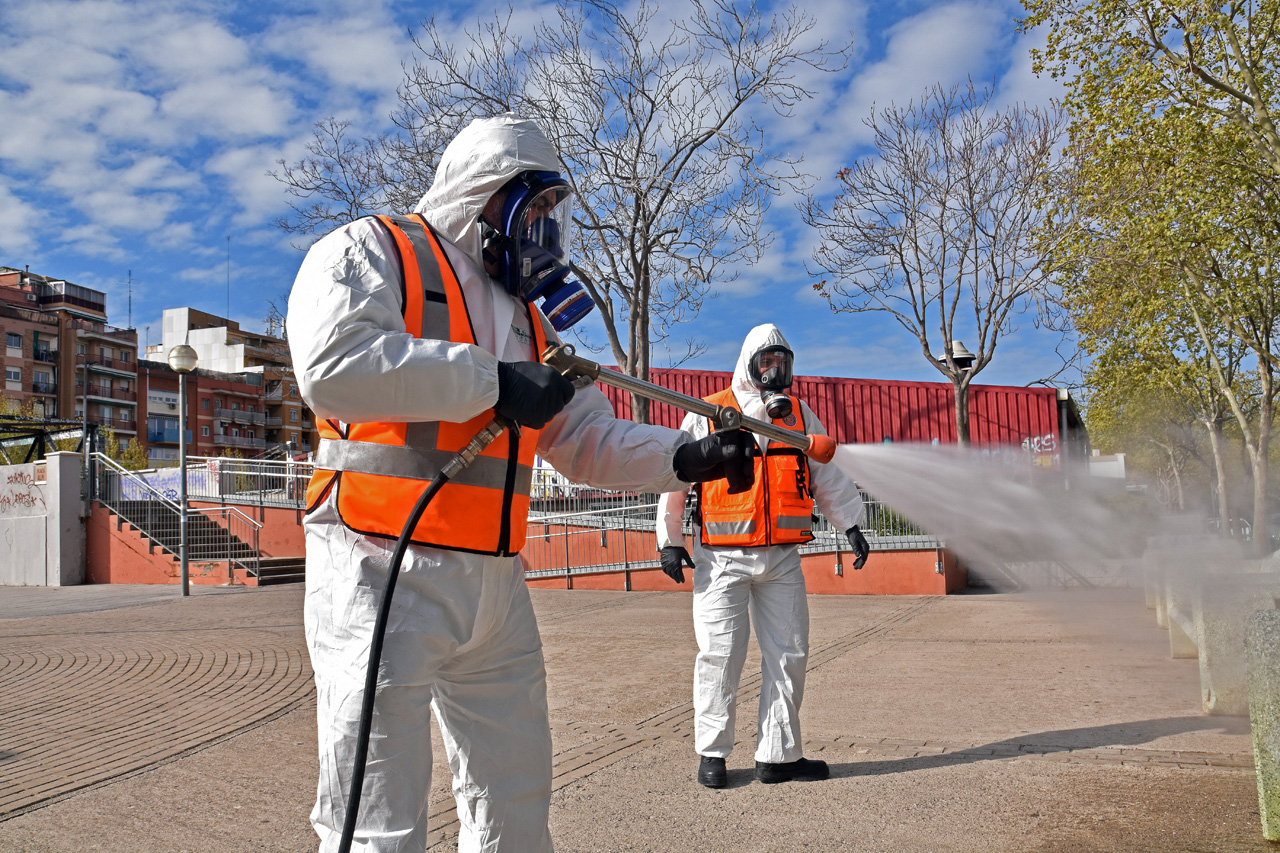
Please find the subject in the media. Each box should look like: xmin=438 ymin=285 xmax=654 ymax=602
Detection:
xmin=256 ymin=555 xmax=306 ymax=586
xmin=109 ymin=500 xmax=256 ymax=564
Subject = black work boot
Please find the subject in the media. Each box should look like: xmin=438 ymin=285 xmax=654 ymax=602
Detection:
xmin=697 ymin=755 xmax=727 ymax=788
xmin=755 ymin=757 xmax=830 ymax=784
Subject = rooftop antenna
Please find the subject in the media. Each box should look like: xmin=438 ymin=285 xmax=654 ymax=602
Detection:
xmin=226 ymin=236 xmax=231 ymax=322
xmin=127 ymin=270 xmax=133 ymax=329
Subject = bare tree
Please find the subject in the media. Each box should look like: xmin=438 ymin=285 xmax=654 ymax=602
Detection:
xmin=273 ymin=0 xmax=849 ymax=422
xmin=801 ymin=82 xmax=1068 ymax=444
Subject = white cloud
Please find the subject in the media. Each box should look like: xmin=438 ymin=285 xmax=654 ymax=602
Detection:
xmin=0 ymin=179 xmax=41 ymax=258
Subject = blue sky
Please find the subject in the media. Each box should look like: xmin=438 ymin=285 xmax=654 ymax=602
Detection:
xmin=0 ymin=0 xmax=1069 ymax=387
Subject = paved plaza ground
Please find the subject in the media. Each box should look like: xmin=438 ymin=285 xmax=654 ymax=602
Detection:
xmin=0 ymin=581 xmax=1272 ymax=852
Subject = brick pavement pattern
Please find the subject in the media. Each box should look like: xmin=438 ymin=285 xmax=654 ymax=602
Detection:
xmin=0 ymin=584 xmax=1270 ymax=852
xmin=0 ymin=587 xmax=312 ymax=821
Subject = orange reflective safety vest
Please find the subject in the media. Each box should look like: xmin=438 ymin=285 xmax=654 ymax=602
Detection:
xmin=696 ymin=388 xmax=815 ymax=548
xmin=304 ymin=213 xmax=552 ymax=557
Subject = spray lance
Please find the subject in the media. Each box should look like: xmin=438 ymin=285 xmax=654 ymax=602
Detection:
xmin=541 ymin=343 xmax=838 ymax=465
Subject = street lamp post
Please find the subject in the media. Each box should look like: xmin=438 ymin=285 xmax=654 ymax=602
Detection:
xmin=168 ymin=344 xmax=199 ymax=596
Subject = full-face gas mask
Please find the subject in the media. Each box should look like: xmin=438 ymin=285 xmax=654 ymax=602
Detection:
xmin=749 ymin=345 xmax=795 ymax=420
xmin=479 ymin=170 xmax=594 ymax=331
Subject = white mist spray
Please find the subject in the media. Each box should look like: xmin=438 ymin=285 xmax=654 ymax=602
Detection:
xmin=829 ymin=443 xmax=1149 ymax=585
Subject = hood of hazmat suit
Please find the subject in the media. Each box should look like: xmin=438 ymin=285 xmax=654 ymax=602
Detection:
xmin=730 ymin=323 xmax=794 ymax=431
xmin=414 ymin=113 xmax=564 ymax=272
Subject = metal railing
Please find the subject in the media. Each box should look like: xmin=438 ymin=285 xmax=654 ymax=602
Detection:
xmin=180 ymin=455 xmax=311 ymax=509
xmin=521 ymin=467 xmax=941 ymax=580
xmin=215 ymin=407 xmax=266 ymax=424
xmin=213 ymin=433 xmax=267 ymax=450
xmin=92 ymin=453 xmax=262 ymax=578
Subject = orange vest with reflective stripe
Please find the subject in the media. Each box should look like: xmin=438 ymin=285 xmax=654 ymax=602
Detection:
xmin=304 ymin=213 xmax=551 ymax=557
xmin=697 ymin=388 xmax=814 ymax=548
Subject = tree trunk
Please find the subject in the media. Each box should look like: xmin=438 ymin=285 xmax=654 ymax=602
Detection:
xmin=1206 ymin=421 xmax=1232 ymax=538
xmin=953 ymin=378 xmax=970 ymax=446
xmin=631 ymin=391 xmax=650 ymax=425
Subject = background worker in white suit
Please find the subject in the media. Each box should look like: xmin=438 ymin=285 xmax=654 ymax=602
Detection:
xmin=656 ymin=323 xmax=870 ymax=789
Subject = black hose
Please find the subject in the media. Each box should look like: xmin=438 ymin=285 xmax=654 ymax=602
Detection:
xmin=335 ymin=416 xmax=512 ymax=853
xmin=336 ymin=470 xmax=451 ymax=853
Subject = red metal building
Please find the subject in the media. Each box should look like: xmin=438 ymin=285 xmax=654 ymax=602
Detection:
xmin=597 ymin=367 xmax=1087 ymax=468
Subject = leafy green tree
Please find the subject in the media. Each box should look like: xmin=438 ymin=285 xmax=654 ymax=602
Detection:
xmin=1023 ymin=0 xmax=1280 ymax=180
xmin=1043 ymin=76 xmax=1280 ymax=547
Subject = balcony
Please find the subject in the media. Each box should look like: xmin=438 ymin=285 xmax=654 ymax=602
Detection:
xmin=71 ymin=318 xmax=136 ymax=345
xmin=84 ymin=383 xmax=137 ymax=403
xmin=212 ymin=433 xmax=267 ymax=450
xmin=146 ymin=427 xmax=183 ymax=444
xmin=30 ymin=381 xmax=56 ymax=395
xmin=264 ymin=387 xmax=283 ymax=401
xmin=33 ymin=350 xmax=57 ymax=363
xmin=214 ymin=407 xmax=266 ymax=425
xmin=87 ymin=415 xmax=136 ymax=433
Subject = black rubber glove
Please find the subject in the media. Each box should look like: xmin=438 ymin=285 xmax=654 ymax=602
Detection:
xmin=495 ymin=361 xmax=575 ymax=429
xmin=672 ymin=429 xmax=756 ymax=493
xmin=660 ymin=545 xmax=695 ymax=584
xmin=846 ymin=525 xmax=870 ymax=570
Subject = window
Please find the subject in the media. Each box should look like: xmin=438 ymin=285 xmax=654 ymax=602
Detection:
xmin=231 ymin=401 xmax=240 ymax=410
xmin=290 ymin=384 xmax=298 ymax=397
xmin=291 ymin=432 xmax=299 ymax=444
xmin=5 ymin=367 xmax=21 ymax=389
xmin=289 ymin=409 xmax=299 ymax=422
xmin=76 ymin=343 xmax=86 ymax=355
xmin=246 ymin=404 xmax=254 ymax=413
xmin=201 ymin=398 xmax=209 ymax=410
xmin=119 ymin=380 xmax=129 ymax=391
xmin=6 ymin=332 xmax=21 ymax=349
xmin=119 ymin=351 xmax=130 ymax=363
xmin=201 ymin=425 xmax=210 ymax=437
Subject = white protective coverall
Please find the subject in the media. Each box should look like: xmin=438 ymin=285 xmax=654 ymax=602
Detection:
xmin=656 ymin=324 xmax=865 ymax=764
xmin=288 ymin=114 xmax=690 ymax=853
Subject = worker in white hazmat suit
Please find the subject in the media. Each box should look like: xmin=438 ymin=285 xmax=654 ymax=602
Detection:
xmin=287 ymin=113 xmax=753 ymax=852
xmin=655 ymin=324 xmax=870 ymax=788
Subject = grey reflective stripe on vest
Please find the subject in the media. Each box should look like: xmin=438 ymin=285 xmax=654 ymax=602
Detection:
xmin=317 ymin=438 xmax=532 ymax=495
xmin=385 ymin=214 xmax=450 ymax=342
xmin=775 ymin=514 xmax=812 ymax=530
xmin=705 ymin=520 xmax=756 ymax=538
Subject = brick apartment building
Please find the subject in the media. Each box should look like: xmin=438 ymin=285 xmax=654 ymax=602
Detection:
xmin=143 ymin=307 xmax=316 ymax=460
xmin=0 ymin=267 xmax=139 ymax=438
xmin=2 ymin=267 xmax=317 ymax=466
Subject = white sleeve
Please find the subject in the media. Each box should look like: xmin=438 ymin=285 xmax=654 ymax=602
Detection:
xmin=536 ymin=385 xmax=691 ymax=495
xmin=655 ymin=410 xmax=706 ymax=548
xmin=285 ymin=218 xmax=500 ymax=425
xmin=802 ymin=401 xmax=866 ymax=532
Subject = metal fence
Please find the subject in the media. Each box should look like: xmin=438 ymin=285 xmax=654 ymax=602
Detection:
xmin=122 ymin=456 xmax=312 ymax=509
xmin=93 ymin=453 xmax=262 ymax=578
xmin=522 ymin=466 xmax=941 ymax=579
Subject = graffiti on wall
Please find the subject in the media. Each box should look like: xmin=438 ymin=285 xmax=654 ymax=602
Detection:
xmin=1022 ymin=432 xmax=1060 ymax=468
xmin=0 ymin=469 xmax=48 ymax=517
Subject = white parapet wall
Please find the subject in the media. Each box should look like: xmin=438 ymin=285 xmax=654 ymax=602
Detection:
xmin=0 ymin=452 xmax=85 ymax=586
